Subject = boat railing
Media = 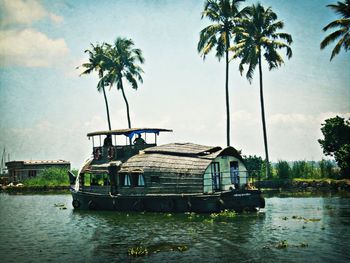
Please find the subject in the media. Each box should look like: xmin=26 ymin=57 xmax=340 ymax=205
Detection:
xmin=203 ymin=171 xmax=252 ymax=188
xmin=78 ymin=170 xmax=259 ymax=195
xmin=82 ymin=185 xmax=110 ymax=195
xmin=92 ymin=143 xmax=157 ymax=161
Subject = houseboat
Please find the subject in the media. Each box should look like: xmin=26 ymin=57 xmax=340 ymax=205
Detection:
xmin=69 ymin=128 xmax=265 ymax=213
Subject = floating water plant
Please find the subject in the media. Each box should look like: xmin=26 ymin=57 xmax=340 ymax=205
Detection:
xmin=291 ymin=216 xmax=321 ymax=222
xmin=128 ymin=246 xmax=148 ymax=257
xmin=130 ymin=243 xmax=189 ymax=255
xmin=292 ymin=215 xmax=303 ymax=220
xmin=305 ymin=218 xmax=321 ymax=222
xmin=54 ymin=203 xmax=67 ymax=209
xmin=54 ymin=203 xmax=66 ymax=207
xmin=299 ymin=242 xmax=308 ymax=247
xmin=275 ymin=240 xmax=288 ymax=249
xmin=176 ymin=245 xmax=188 ymax=252
xmin=209 ymin=210 xmax=236 ymax=222
xmin=203 ymin=218 xmax=214 ymax=224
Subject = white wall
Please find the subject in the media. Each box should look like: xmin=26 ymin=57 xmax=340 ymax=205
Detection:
xmin=203 ymin=156 xmax=247 ymax=193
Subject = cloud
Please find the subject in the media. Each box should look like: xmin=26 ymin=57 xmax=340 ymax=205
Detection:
xmin=269 ymin=112 xmax=350 ymax=126
xmin=0 ymin=28 xmax=69 ymax=67
xmin=0 ymin=0 xmax=63 ymax=26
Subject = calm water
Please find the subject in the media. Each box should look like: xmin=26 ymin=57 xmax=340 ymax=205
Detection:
xmin=0 ymin=193 xmax=349 ymax=263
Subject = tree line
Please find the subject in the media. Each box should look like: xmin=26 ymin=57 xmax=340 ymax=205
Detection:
xmin=244 ymin=155 xmax=341 ymax=181
xmin=245 ymin=115 xmax=350 ymax=180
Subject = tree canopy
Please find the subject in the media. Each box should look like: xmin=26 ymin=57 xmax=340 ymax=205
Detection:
xmin=318 ymin=116 xmax=350 ymax=177
xmin=320 ymin=0 xmax=350 ymax=60
xmin=79 ymin=43 xmax=112 ymax=130
xmin=101 ymin=37 xmax=145 ymax=129
xmin=198 ymin=0 xmax=246 ymax=147
xmin=231 ymin=3 xmax=292 ymax=179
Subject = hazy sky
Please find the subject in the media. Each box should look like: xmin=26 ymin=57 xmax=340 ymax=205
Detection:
xmin=0 ymin=0 xmax=349 ymax=168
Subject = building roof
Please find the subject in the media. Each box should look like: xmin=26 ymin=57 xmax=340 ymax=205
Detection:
xmin=87 ymin=128 xmax=172 ymax=137
xmin=6 ymin=160 xmax=70 ymax=166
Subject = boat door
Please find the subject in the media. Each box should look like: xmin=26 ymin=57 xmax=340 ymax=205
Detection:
xmin=230 ymin=161 xmax=239 ymax=187
xmin=211 ymin=162 xmax=220 ymax=191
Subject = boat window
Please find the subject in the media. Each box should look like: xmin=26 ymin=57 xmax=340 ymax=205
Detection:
xmin=130 ymin=173 xmax=146 ymax=187
xmin=124 ymin=174 xmax=131 ymax=186
xmin=83 ymin=173 xmax=109 ymax=186
xmin=138 ymin=174 xmax=145 ymax=186
xmin=119 ymin=173 xmax=126 ymax=186
xmin=119 ymin=173 xmax=145 ymax=187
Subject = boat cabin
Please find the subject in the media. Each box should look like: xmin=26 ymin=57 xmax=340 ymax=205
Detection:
xmin=75 ymin=128 xmax=250 ymax=196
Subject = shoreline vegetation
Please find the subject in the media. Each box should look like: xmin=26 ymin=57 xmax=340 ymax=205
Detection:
xmin=0 ymin=168 xmax=349 ymax=195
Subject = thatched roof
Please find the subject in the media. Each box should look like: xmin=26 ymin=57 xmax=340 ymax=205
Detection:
xmin=87 ymin=128 xmax=172 ymax=137
xmin=120 ymin=143 xmax=243 ymax=175
xmin=143 ymin=143 xmax=221 ymax=156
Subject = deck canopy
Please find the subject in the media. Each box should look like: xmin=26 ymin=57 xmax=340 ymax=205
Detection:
xmin=87 ymin=128 xmax=172 ymax=139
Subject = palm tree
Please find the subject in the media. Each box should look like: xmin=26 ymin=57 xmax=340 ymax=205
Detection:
xmin=198 ymin=0 xmax=246 ymax=147
xmin=231 ymin=3 xmax=292 ymax=179
xmin=102 ymin=37 xmax=144 ymax=129
xmin=79 ymin=43 xmax=112 ymax=130
xmin=320 ymin=0 xmax=350 ymax=60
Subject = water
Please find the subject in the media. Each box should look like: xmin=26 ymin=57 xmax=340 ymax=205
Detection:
xmin=0 ymin=193 xmax=349 ymax=263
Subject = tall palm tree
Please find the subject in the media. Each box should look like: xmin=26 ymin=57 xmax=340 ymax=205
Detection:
xmin=102 ymin=37 xmax=144 ymax=129
xmin=79 ymin=43 xmax=112 ymax=130
xmin=320 ymin=0 xmax=350 ymax=60
xmin=198 ymin=0 xmax=246 ymax=147
xmin=231 ymin=3 xmax=292 ymax=179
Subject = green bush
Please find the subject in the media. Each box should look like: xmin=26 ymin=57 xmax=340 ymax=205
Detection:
xmin=23 ymin=168 xmax=70 ymax=186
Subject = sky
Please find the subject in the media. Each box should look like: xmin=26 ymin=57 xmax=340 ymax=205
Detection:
xmin=0 ymin=0 xmax=349 ymax=168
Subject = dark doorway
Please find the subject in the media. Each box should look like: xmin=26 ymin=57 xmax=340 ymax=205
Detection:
xmin=211 ymin=162 xmax=220 ymax=191
xmin=230 ymin=161 xmax=240 ymax=188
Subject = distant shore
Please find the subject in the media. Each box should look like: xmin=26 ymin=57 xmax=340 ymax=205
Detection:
xmin=0 ymin=185 xmax=70 ymax=194
xmin=255 ymin=178 xmax=350 ymax=192
xmin=1 ymin=179 xmax=350 ymax=195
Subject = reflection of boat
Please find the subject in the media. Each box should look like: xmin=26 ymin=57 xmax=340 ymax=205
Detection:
xmin=69 ymin=128 xmax=265 ymax=213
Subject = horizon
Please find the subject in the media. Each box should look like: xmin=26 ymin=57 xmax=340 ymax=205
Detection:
xmin=0 ymin=0 xmax=349 ymax=169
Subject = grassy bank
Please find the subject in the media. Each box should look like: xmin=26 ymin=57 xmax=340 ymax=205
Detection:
xmin=23 ymin=168 xmax=75 ymax=187
xmin=256 ymin=178 xmax=350 ymax=192
xmin=0 ymin=168 xmax=75 ymax=193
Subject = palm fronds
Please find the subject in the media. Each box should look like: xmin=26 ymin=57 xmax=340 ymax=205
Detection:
xmin=320 ymin=0 xmax=350 ymax=60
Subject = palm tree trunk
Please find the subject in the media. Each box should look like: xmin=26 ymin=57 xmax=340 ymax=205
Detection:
xmin=258 ymin=53 xmax=271 ymax=179
xmin=120 ymin=80 xmax=132 ymax=129
xmin=101 ymin=80 xmax=112 ymax=131
xmin=225 ymin=34 xmax=231 ymax=147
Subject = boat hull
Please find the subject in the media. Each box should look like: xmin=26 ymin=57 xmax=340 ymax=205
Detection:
xmin=70 ymin=189 xmax=265 ymax=213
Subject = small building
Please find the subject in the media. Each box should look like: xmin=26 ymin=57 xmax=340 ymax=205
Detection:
xmin=5 ymin=160 xmax=71 ymax=182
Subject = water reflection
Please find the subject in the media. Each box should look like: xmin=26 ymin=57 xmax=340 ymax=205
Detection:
xmin=70 ymin=209 xmax=266 ymax=262
xmin=0 ymin=194 xmax=349 ymax=262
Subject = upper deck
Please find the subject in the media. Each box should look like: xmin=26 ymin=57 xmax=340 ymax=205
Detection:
xmin=87 ymin=128 xmax=172 ymax=163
